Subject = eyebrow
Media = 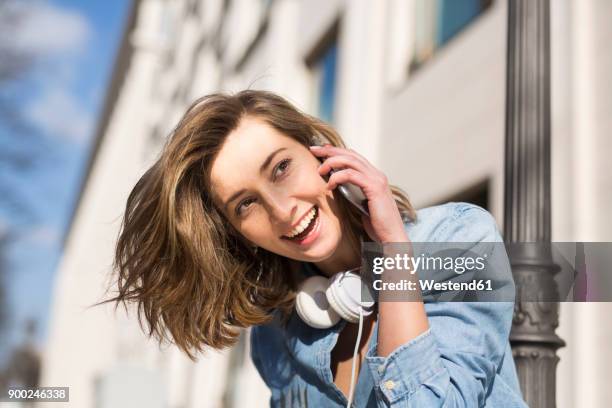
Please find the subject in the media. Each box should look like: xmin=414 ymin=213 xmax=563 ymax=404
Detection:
xmin=223 ymin=147 xmax=288 ymax=211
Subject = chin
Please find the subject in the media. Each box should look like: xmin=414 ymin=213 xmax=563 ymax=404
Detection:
xmin=277 ymin=234 xmax=337 ymax=263
xmin=302 ymin=233 xmax=341 ymax=262
xmin=277 ymin=206 xmax=343 ymax=262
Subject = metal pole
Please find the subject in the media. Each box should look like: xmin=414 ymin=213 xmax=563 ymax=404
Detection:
xmin=504 ymin=0 xmax=565 ymax=407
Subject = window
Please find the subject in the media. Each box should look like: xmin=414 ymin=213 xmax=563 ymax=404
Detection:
xmin=316 ymin=43 xmax=338 ymax=124
xmin=437 ymin=0 xmax=489 ymax=44
xmin=306 ymin=21 xmax=340 ymax=124
xmin=411 ymin=0 xmax=492 ymax=72
xmin=433 ymin=180 xmax=490 ymax=211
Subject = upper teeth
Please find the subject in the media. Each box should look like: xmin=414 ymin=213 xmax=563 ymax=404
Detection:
xmin=286 ymin=207 xmax=317 ymax=238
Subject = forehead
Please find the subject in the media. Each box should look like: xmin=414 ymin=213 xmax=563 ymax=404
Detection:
xmin=209 ymin=116 xmax=299 ymax=202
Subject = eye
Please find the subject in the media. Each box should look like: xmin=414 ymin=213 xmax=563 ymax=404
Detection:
xmin=236 ymin=197 xmax=256 ymax=216
xmin=273 ymin=158 xmax=292 ymax=180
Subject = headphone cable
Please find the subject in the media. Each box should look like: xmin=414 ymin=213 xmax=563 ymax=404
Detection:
xmin=346 ymin=308 xmax=364 ymax=408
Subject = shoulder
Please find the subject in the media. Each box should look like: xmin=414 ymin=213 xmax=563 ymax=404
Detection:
xmin=404 ymin=201 xmax=502 ymax=243
xmin=250 ymin=315 xmax=300 ymax=391
xmin=250 ymin=312 xmax=286 ymax=353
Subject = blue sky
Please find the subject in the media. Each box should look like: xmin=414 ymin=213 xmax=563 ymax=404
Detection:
xmin=0 ymin=0 xmax=130 ymax=364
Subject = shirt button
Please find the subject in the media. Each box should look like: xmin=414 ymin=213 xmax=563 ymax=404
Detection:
xmin=384 ymin=380 xmax=395 ymax=390
xmin=377 ymin=365 xmax=384 ymax=373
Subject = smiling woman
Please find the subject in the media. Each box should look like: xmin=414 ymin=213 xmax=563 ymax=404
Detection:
xmin=102 ymin=90 xmax=527 ymax=408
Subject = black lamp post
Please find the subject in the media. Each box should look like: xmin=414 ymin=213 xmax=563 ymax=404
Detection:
xmin=504 ymin=0 xmax=565 ymax=407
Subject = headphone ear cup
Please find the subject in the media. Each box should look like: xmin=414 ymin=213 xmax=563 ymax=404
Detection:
xmin=295 ymin=276 xmax=341 ymax=329
xmin=326 ymin=280 xmax=358 ymax=323
xmin=326 ymin=271 xmax=375 ymax=324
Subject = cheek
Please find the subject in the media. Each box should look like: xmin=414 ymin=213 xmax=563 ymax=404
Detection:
xmin=292 ymin=165 xmax=328 ymax=195
xmin=294 ymin=166 xmax=340 ymax=214
xmin=235 ymin=215 xmax=271 ymax=243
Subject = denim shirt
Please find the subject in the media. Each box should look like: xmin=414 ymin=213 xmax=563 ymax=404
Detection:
xmin=250 ymin=202 xmax=529 ymax=407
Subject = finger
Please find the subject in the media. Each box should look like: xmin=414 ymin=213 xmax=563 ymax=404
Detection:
xmin=309 ymin=145 xmax=358 ymax=160
xmin=310 ymin=145 xmax=382 ymax=178
xmin=326 ymin=168 xmax=371 ymax=192
xmin=344 ymin=147 xmax=371 ymax=165
xmin=309 ymin=144 xmax=362 ymax=161
xmin=318 ymin=154 xmax=369 ymax=177
xmin=308 ymin=144 xmax=332 ymax=157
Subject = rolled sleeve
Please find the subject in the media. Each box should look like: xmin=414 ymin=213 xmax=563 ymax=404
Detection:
xmin=362 ymin=203 xmax=520 ymax=407
xmin=364 ymin=302 xmax=515 ymax=407
xmin=365 ymin=328 xmax=447 ymax=404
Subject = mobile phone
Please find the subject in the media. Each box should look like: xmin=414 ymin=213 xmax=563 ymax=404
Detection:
xmin=316 ymin=156 xmax=370 ymax=217
xmin=334 ymin=175 xmax=370 ymax=217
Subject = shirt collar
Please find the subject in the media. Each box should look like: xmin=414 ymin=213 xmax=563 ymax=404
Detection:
xmin=282 ymin=262 xmax=380 ymax=388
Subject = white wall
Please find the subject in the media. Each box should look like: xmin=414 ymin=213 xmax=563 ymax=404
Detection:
xmin=380 ymin=1 xmax=507 ymax=218
xmin=555 ymin=1 xmax=612 ymax=407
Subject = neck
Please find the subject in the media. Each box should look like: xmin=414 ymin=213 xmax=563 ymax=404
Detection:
xmin=314 ymin=231 xmax=361 ymax=277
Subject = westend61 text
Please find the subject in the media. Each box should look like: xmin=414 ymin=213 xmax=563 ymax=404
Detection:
xmin=372 ymin=279 xmax=493 ymax=292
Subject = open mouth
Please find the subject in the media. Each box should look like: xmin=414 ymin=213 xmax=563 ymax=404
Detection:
xmin=281 ymin=206 xmax=319 ymax=242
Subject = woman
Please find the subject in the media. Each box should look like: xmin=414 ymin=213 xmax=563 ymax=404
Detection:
xmin=109 ymin=90 xmax=527 ymax=407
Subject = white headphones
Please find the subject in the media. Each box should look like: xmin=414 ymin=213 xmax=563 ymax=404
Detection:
xmin=295 ymin=268 xmax=375 ymax=329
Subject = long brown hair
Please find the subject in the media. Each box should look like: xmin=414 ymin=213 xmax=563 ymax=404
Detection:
xmin=103 ymin=90 xmax=416 ymax=360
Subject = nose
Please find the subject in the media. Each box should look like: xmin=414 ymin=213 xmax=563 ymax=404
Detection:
xmin=261 ymin=190 xmax=297 ymax=228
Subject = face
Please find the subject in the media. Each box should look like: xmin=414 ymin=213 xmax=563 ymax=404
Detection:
xmin=210 ymin=116 xmax=345 ymax=263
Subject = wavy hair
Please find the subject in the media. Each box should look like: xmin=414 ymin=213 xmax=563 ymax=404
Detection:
xmin=102 ymin=90 xmax=416 ymax=359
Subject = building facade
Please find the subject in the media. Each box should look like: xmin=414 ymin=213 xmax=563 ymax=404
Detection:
xmin=41 ymin=0 xmax=612 ymax=407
